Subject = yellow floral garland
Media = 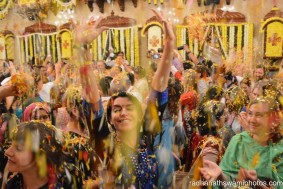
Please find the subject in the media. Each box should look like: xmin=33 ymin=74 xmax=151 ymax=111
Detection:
xmin=92 ymin=39 xmax=97 ymax=61
xmin=134 ymin=26 xmax=139 ymax=66
xmin=141 ymin=22 xmax=162 ymax=37
xmin=10 ymin=73 xmax=34 ymax=96
xmin=248 ymin=23 xmax=253 ymax=63
xmin=41 ymin=35 xmax=45 ymax=59
xmin=52 ymin=35 xmax=56 ymax=62
xmin=176 ymin=25 xmax=190 ymax=54
xmin=52 ymin=0 xmax=75 ymax=11
xmin=21 ymin=38 xmax=25 ymax=64
xmin=222 ymin=24 xmax=227 ymax=55
xmin=189 ymin=28 xmax=193 ymax=53
xmin=114 ymin=29 xmax=119 ymax=53
xmin=236 ymin=25 xmax=242 ymax=63
xmin=125 ymin=29 xmax=130 ymax=63
xmin=29 ymin=36 xmax=33 ymax=60
xmin=102 ymin=31 xmax=106 ymax=53
xmin=176 ymin=25 xmax=181 ymax=48
xmin=148 ymin=0 xmax=163 ymax=5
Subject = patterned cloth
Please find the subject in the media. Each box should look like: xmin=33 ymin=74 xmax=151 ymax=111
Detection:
xmin=116 ymin=140 xmax=158 ymax=189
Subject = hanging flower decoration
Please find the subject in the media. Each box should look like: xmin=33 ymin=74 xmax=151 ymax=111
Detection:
xmin=16 ymin=0 xmax=49 ymax=21
xmin=0 ymin=0 xmax=13 ymax=20
xmin=52 ymin=0 xmax=76 ymax=11
xmin=147 ymin=0 xmax=164 ymax=5
xmin=9 ymin=73 xmax=34 ymax=96
xmin=185 ymin=13 xmax=208 ymax=41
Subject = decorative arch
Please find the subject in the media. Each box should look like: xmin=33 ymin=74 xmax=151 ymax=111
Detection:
xmin=92 ymin=11 xmax=139 ymax=66
xmin=260 ymin=7 xmax=283 ymax=58
xmin=19 ymin=22 xmax=58 ymax=65
xmin=141 ymin=16 xmax=163 ymax=54
xmin=58 ymin=21 xmax=75 ymax=60
xmin=5 ymin=34 xmax=15 ymax=60
xmin=179 ymin=9 xmax=253 ymax=64
xmin=0 ymin=30 xmax=14 ymax=60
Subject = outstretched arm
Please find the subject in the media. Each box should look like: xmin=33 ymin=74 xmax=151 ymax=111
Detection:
xmin=184 ymin=44 xmax=199 ymax=65
xmin=151 ymin=9 xmax=176 ymax=92
xmin=72 ymin=16 xmax=108 ymax=108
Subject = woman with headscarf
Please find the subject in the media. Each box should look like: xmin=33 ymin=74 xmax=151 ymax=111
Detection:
xmin=22 ymin=102 xmax=50 ymax=123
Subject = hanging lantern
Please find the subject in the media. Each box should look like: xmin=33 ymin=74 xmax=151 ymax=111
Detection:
xmin=226 ymin=0 xmax=231 ymax=5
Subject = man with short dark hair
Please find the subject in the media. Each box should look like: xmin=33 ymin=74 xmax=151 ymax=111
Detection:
xmin=254 ymin=64 xmax=266 ymax=82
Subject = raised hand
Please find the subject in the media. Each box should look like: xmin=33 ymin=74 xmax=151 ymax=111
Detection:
xmin=151 ymin=8 xmax=176 ymax=92
xmin=236 ymin=168 xmax=257 ymax=182
xmin=151 ymin=9 xmax=175 ymax=41
xmin=73 ymin=16 xmax=109 ymax=45
xmin=199 ymin=160 xmax=223 ymax=182
xmin=238 ymin=111 xmax=249 ymax=131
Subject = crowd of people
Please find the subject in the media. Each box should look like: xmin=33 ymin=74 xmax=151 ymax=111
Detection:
xmin=0 ymin=9 xmax=283 ymax=189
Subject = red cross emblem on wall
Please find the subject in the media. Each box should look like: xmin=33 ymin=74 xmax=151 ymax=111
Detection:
xmin=63 ymin=40 xmax=69 ymax=49
xmin=268 ymin=33 xmax=281 ymax=46
xmin=149 ymin=35 xmax=160 ymax=47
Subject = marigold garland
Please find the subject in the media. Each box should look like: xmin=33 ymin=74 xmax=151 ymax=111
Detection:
xmin=102 ymin=31 xmax=107 ymax=51
xmin=21 ymin=38 xmax=25 ymax=64
xmin=52 ymin=0 xmax=75 ymax=11
xmin=114 ymin=29 xmax=119 ymax=53
xmin=236 ymin=25 xmax=243 ymax=63
xmin=125 ymin=29 xmax=130 ymax=63
xmin=92 ymin=38 xmax=97 ymax=60
xmin=248 ymin=23 xmax=253 ymax=64
xmin=41 ymin=35 xmax=46 ymax=59
xmin=229 ymin=25 xmax=234 ymax=50
xmin=134 ymin=26 xmax=139 ymax=66
xmin=120 ymin=29 xmax=125 ymax=53
xmin=222 ymin=24 xmax=227 ymax=54
xmin=148 ymin=0 xmax=163 ymax=5
xmin=29 ymin=36 xmax=33 ymax=61
xmin=10 ymin=73 xmax=34 ymax=96
xmin=130 ymin=27 xmax=135 ymax=66
xmin=97 ymin=34 xmax=102 ymax=60
xmin=52 ymin=35 xmax=56 ymax=63
xmin=176 ymin=25 xmax=181 ymax=47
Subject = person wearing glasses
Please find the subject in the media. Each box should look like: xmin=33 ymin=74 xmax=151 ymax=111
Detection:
xmin=199 ymin=96 xmax=283 ymax=189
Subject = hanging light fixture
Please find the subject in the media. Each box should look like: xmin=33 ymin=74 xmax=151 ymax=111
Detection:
xmin=226 ymin=0 xmax=231 ymax=5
